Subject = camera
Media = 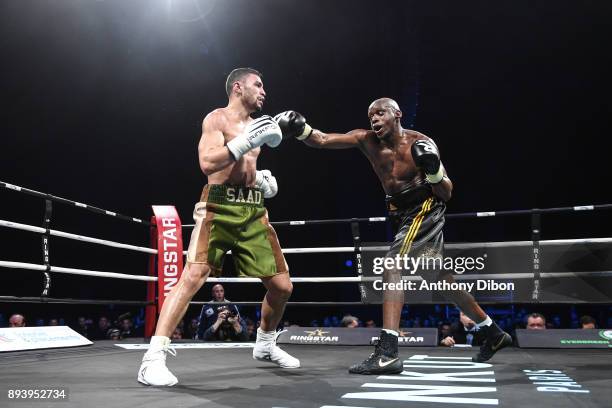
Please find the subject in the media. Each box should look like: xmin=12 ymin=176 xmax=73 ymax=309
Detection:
xmin=217 ymin=305 xmax=237 ymax=318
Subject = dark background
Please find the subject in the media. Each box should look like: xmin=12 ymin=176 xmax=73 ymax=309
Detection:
xmin=1 ymin=1 xmax=611 ymax=323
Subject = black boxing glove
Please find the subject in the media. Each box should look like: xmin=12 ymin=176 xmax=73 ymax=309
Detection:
xmin=411 ymin=139 xmax=444 ymax=184
xmin=274 ymin=111 xmax=313 ymax=140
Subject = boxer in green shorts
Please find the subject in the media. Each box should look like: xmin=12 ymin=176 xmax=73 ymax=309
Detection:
xmin=138 ymin=68 xmax=299 ymax=387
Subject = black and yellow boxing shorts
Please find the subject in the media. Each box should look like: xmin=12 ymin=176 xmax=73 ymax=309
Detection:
xmin=386 ymin=186 xmax=446 ymax=259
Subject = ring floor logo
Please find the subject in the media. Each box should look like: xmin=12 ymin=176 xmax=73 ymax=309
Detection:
xmin=338 ymin=354 xmax=499 ymax=405
xmin=598 ymin=330 xmax=612 ymax=346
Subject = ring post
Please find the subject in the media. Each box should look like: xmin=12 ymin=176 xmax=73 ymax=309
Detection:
xmin=530 ymin=210 xmax=542 ymax=302
xmin=350 ymin=220 xmax=368 ymax=303
xmin=151 ymin=205 xmax=183 ymax=326
xmin=41 ymin=199 xmax=52 ymax=297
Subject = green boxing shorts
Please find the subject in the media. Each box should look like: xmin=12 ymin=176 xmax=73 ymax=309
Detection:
xmin=186 ymin=184 xmax=289 ymax=278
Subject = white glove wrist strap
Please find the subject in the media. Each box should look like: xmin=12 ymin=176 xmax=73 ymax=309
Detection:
xmin=296 ymin=124 xmax=313 ymax=141
xmin=425 ymin=166 xmax=444 ymax=184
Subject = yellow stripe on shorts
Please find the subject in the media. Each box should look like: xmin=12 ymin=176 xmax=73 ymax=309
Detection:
xmin=398 ymin=197 xmax=433 ymax=256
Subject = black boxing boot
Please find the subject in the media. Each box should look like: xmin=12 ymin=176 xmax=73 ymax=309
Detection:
xmin=472 ymin=320 xmax=512 ymax=363
xmin=349 ymin=330 xmax=403 ymax=375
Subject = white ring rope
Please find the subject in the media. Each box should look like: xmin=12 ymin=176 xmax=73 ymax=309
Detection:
xmin=0 ymin=261 xmax=156 ymax=281
xmin=0 ymin=260 xmax=610 ymax=283
xmin=181 ymin=247 xmax=356 ymax=255
xmin=0 ymin=219 xmax=156 ymax=254
xmin=181 ymin=238 xmax=612 ymax=256
xmin=205 ymin=271 xmax=612 ymax=283
xmin=1 ymin=217 xmax=610 ymax=283
xmin=355 ymin=237 xmax=612 ymax=252
xmin=205 ymin=277 xmax=364 ymax=283
xmin=3 ymin=218 xmax=609 ymax=258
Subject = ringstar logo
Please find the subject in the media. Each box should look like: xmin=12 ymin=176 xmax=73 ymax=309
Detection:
xmin=305 ymin=329 xmax=329 ymax=337
xmin=289 ymin=328 xmax=339 ymax=343
xmin=372 ymin=330 xmax=424 ymax=344
xmin=598 ymin=330 xmax=612 ymax=341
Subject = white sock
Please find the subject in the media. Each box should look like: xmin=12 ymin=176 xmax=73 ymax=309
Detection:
xmin=476 ymin=316 xmax=493 ymax=327
xmin=382 ymin=329 xmax=399 ymax=337
xmin=149 ymin=335 xmax=170 ymax=350
xmin=256 ymin=327 xmax=276 ymax=343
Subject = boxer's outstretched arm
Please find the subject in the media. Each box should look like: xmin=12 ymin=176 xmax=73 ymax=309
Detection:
xmin=303 ymin=129 xmax=367 ymax=149
xmin=198 ymin=112 xmax=235 ymax=175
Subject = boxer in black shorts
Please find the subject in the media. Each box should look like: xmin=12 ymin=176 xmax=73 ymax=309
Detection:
xmin=274 ymin=98 xmax=512 ymax=374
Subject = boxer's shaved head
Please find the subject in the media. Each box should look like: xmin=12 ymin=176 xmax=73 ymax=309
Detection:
xmin=369 ymin=97 xmax=400 ymax=113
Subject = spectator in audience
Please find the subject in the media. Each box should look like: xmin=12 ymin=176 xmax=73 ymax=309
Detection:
xmin=438 ymin=321 xmax=452 ymax=343
xmin=49 ymin=318 xmax=59 ymax=326
xmin=197 ymin=284 xmax=241 ymax=339
xmin=244 ymin=317 xmax=257 ymax=341
xmin=107 ymin=328 xmax=121 ymax=340
xmin=201 ymin=305 xmax=249 ymax=341
xmin=172 ymin=327 xmax=184 ymax=340
xmin=365 ymin=319 xmax=376 ymax=328
xmin=580 ymin=315 xmax=596 ymax=329
xmin=9 ymin=314 xmax=26 ymax=327
xmin=93 ymin=316 xmax=112 ymax=340
xmin=185 ymin=317 xmax=200 ymax=339
xmin=341 ymin=315 xmax=359 ymax=328
xmin=210 ymin=284 xmax=228 ymax=304
xmin=526 ymin=313 xmax=546 ymax=330
xmin=119 ymin=317 xmax=134 ymax=338
xmin=75 ymin=316 xmax=90 ymax=338
xmin=440 ymin=312 xmax=486 ymax=347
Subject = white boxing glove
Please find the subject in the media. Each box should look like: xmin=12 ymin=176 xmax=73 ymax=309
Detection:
xmin=226 ymin=115 xmax=283 ymax=160
xmin=255 ymin=170 xmax=278 ymax=198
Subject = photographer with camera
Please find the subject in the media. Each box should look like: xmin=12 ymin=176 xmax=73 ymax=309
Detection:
xmin=197 ymin=284 xmax=249 ymax=341
xmin=201 ymin=305 xmax=249 ymax=341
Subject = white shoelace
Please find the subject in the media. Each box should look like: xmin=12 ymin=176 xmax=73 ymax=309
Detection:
xmin=145 ymin=345 xmax=177 ymax=361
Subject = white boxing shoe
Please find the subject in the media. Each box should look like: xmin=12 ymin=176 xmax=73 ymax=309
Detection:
xmin=137 ymin=336 xmax=178 ymax=386
xmin=252 ymin=328 xmax=300 ymax=368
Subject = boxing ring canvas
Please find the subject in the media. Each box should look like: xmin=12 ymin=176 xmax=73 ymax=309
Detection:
xmin=1 ymin=340 xmax=611 ymax=408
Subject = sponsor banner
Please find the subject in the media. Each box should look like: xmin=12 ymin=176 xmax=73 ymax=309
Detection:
xmin=276 ymin=327 xmax=438 ymax=346
xmin=115 ymin=342 xmax=254 ymax=350
xmin=0 ymin=326 xmax=92 ymax=352
xmin=516 ymin=328 xmax=612 ymax=348
xmin=152 ymin=205 xmax=183 ymax=309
